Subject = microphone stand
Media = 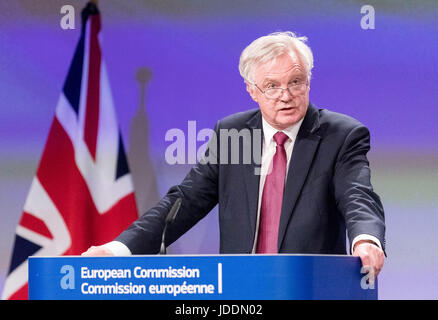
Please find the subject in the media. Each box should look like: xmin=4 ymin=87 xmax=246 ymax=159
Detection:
xmin=159 ymin=198 xmax=182 ymax=254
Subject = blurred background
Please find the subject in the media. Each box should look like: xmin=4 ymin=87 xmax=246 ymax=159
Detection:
xmin=1 ymin=0 xmax=437 ymax=299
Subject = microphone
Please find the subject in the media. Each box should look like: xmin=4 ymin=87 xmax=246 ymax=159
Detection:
xmin=160 ymin=198 xmax=182 ymax=254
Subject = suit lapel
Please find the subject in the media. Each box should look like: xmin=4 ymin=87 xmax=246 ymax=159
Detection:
xmin=243 ymin=111 xmax=263 ymax=243
xmin=278 ymin=104 xmax=322 ymax=250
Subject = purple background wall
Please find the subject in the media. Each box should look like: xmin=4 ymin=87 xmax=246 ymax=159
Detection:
xmin=1 ymin=0 xmax=437 ymax=299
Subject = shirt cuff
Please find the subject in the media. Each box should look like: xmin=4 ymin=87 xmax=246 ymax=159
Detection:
xmin=351 ymin=234 xmax=382 ymax=253
xmin=102 ymin=241 xmax=132 ymax=256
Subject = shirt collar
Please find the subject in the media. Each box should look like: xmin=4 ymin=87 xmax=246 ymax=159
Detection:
xmin=261 ymin=116 xmax=304 ymax=146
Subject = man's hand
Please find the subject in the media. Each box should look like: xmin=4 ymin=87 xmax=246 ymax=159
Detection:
xmin=353 ymin=240 xmax=385 ymax=284
xmin=81 ymin=245 xmax=114 ymax=257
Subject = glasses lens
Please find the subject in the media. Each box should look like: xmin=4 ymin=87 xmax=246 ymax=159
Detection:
xmin=265 ymin=88 xmax=281 ymax=99
xmin=289 ymin=83 xmax=306 ymax=95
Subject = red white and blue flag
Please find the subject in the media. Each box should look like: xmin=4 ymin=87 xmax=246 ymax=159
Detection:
xmin=2 ymin=3 xmax=138 ymax=300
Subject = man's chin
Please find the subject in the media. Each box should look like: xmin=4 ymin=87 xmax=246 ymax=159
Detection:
xmin=274 ymin=113 xmax=303 ymax=128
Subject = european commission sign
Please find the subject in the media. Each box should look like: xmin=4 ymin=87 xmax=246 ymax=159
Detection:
xmin=28 ymin=255 xmax=377 ymax=300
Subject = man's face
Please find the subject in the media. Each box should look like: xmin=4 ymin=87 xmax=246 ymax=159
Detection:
xmin=247 ymin=52 xmax=310 ymax=130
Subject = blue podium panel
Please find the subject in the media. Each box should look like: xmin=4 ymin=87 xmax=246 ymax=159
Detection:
xmin=28 ymin=254 xmax=377 ymax=300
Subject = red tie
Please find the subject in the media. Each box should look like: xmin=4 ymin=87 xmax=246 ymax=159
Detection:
xmin=256 ymin=131 xmax=289 ymax=253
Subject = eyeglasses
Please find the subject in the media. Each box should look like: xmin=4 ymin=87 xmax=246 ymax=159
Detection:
xmin=253 ymin=81 xmax=308 ymax=100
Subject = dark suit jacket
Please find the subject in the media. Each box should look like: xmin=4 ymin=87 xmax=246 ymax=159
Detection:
xmin=116 ymin=103 xmax=386 ymax=255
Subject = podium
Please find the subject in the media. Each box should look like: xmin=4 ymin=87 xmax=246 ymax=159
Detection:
xmin=28 ymin=254 xmax=377 ymax=300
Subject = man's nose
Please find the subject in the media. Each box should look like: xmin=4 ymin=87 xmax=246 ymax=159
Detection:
xmin=279 ymin=87 xmax=293 ymax=101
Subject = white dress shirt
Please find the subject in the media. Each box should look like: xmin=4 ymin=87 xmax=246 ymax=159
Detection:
xmin=103 ymin=116 xmax=381 ymax=256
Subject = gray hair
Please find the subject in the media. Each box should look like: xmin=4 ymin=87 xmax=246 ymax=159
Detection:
xmin=238 ymin=31 xmax=314 ymax=84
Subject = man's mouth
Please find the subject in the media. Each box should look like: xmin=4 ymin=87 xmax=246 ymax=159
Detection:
xmin=278 ymin=106 xmax=294 ymax=111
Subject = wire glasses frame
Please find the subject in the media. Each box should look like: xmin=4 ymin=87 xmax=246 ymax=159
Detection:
xmin=253 ymin=81 xmax=308 ymax=100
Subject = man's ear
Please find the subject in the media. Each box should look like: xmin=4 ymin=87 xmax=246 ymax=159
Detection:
xmin=246 ymin=82 xmax=258 ymax=102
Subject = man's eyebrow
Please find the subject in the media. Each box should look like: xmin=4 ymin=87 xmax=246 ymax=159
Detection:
xmin=261 ymin=78 xmax=280 ymax=85
xmin=289 ymin=75 xmax=306 ymax=82
xmin=262 ymin=74 xmax=305 ymax=86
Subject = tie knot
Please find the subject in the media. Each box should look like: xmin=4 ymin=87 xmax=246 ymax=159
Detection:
xmin=274 ymin=131 xmax=289 ymax=146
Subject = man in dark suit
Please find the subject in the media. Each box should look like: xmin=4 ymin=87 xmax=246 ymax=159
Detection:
xmin=83 ymin=31 xmax=385 ymax=278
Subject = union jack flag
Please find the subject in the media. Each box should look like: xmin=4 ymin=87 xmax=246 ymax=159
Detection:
xmin=2 ymin=2 xmax=138 ymax=299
